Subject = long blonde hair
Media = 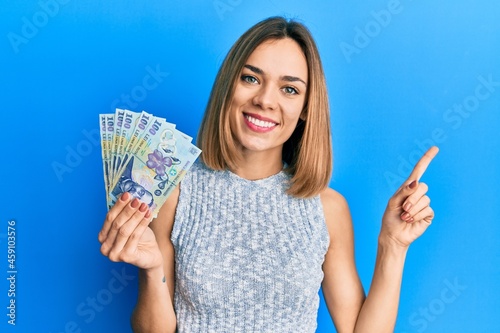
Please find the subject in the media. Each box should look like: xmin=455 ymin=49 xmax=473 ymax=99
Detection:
xmin=198 ymin=16 xmax=332 ymax=197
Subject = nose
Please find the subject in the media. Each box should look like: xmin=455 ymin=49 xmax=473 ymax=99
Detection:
xmin=252 ymin=83 xmax=278 ymax=111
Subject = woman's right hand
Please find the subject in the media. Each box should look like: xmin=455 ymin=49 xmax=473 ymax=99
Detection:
xmin=98 ymin=192 xmax=163 ymax=271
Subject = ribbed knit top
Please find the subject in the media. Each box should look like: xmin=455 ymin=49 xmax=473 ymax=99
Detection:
xmin=171 ymin=161 xmax=330 ymax=333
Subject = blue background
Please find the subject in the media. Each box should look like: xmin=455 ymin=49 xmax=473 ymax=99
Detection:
xmin=1 ymin=0 xmax=499 ymax=332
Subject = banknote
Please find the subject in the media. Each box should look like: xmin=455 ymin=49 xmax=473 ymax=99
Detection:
xmin=109 ymin=109 xmax=125 ymax=184
xmin=103 ymin=114 xmax=116 ymax=205
xmin=99 ymin=114 xmax=109 ymax=199
xmin=112 ymin=115 xmax=180 ymax=187
xmin=100 ymin=108 xmax=201 ymax=216
xmin=112 ymin=111 xmax=154 ymax=187
xmin=114 ymin=110 xmax=141 ymax=178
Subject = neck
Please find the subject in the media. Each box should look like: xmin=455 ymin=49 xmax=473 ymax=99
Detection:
xmin=231 ymin=149 xmax=283 ymax=180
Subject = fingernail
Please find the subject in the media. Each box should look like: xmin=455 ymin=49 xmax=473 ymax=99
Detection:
xmin=120 ymin=192 xmax=129 ymax=202
xmin=145 ymin=210 xmax=151 ymax=219
xmin=131 ymin=198 xmax=140 ymax=208
xmin=408 ymin=217 xmax=414 ymax=223
xmin=139 ymin=203 xmax=147 ymax=212
xmin=401 ymin=212 xmax=410 ymax=220
xmin=408 ymin=180 xmax=417 ymax=189
xmin=403 ymin=202 xmax=412 ymax=212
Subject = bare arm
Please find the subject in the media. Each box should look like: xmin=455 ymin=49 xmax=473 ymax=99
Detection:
xmin=352 ymin=238 xmax=407 ymax=332
xmin=320 ymin=188 xmax=365 ymax=332
xmin=131 ymin=185 xmax=180 ymax=333
xmin=355 ymin=147 xmax=438 ymax=332
xmin=321 ymin=188 xmax=408 ymax=333
xmin=97 ymin=187 xmax=179 ymax=332
xmin=322 ymin=147 xmax=438 ymax=332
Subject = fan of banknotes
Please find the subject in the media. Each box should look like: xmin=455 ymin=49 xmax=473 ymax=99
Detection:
xmin=99 ymin=109 xmax=201 ymax=216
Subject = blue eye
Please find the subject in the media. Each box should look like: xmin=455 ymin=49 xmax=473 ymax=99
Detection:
xmin=241 ymin=75 xmax=258 ymax=84
xmin=283 ymin=86 xmax=298 ymax=95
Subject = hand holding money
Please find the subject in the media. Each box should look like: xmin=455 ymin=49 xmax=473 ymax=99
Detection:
xmin=99 ymin=109 xmax=201 ymax=216
xmin=98 ymin=191 xmax=165 ymax=270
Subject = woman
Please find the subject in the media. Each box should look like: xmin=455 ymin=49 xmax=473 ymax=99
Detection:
xmin=98 ymin=16 xmax=438 ymax=332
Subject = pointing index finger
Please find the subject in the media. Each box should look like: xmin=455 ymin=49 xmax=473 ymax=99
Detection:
xmin=408 ymin=146 xmax=439 ymax=182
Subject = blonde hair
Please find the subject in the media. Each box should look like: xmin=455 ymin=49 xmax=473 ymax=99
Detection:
xmin=197 ymin=16 xmax=332 ymax=197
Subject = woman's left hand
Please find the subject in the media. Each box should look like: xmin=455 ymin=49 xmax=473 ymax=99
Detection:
xmin=380 ymin=146 xmax=439 ymax=248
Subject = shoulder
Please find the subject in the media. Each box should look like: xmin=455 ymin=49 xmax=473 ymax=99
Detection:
xmin=320 ymin=187 xmax=350 ymax=219
xmin=319 ymin=188 xmax=353 ymax=247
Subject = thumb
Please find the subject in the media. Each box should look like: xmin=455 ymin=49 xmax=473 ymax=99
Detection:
xmin=389 ymin=179 xmax=418 ymax=209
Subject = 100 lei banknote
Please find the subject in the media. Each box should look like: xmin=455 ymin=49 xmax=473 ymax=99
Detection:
xmin=99 ymin=109 xmax=201 ymax=216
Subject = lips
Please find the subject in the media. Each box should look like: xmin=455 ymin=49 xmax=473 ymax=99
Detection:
xmin=243 ymin=113 xmax=278 ymax=130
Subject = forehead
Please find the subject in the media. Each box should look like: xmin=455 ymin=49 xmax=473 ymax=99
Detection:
xmin=245 ymin=38 xmax=308 ymax=82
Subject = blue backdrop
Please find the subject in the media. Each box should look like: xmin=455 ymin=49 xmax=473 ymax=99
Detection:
xmin=1 ymin=1 xmax=499 ymax=332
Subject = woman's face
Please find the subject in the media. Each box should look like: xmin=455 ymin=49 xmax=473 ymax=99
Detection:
xmin=228 ymin=38 xmax=308 ymax=159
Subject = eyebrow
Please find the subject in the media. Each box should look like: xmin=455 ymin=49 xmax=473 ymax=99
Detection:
xmin=243 ymin=64 xmax=307 ymax=86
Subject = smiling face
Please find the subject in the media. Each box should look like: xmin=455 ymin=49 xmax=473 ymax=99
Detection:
xmin=228 ymin=38 xmax=308 ymax=161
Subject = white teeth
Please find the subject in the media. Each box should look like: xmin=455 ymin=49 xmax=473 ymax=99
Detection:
xmin=245 ymin=115 xmax=277 ymax=128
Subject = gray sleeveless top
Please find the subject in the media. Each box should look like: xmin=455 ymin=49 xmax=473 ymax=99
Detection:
xmin=171 ymin=161 xmax=330 ymax=332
